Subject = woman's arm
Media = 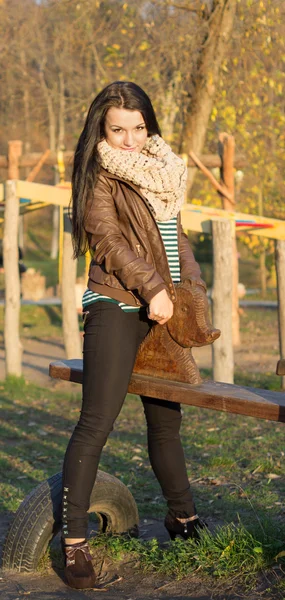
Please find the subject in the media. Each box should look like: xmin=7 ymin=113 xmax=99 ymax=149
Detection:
xmin=84 ymin=175 xmax=167 ymax=303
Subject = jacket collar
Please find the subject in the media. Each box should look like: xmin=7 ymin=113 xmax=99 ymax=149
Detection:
xmin=99 ymin=167 xmax=149 ymax=205
xmin=99 ymin=168 xmax=181 ymax=226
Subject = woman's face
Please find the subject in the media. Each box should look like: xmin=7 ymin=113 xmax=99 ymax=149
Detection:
xmin=104 ymin=107 xmax=148 ymax=153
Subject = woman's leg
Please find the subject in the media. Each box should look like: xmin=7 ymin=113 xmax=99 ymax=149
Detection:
xmin=62 ymin=303 xmax=150 ymax=540
xmin=141 ymin=396 xmax=196 ymax=518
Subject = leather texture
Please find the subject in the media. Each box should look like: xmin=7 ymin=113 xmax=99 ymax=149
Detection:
xmin=62 ymin=540 xmax=97 ymax=590
xmin=85 ymin=169 xmax=206 ymax=307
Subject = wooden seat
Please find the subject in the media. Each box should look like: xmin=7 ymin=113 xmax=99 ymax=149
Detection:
xmin=49 ymin=359 xmax=285 ymax=423
xmin=50 ymin=282 xmax=285 ymax=423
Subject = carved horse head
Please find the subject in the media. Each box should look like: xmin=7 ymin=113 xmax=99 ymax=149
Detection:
xmin=167 ymin=280 xmax=220 ymax=348
xmin=133 ymin=280 xmax=220 ymax=384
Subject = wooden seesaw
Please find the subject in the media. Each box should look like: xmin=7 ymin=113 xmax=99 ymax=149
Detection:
xmin=50 ymin=280 xmax=285 ymax=423
xmin=2 ymin=281 xmax=284 ymax=574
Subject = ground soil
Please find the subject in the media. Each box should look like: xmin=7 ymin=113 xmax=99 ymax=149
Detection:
xmin=0 ymin=310 xmax=283 ymax=599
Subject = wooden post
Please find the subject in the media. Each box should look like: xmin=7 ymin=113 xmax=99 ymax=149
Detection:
xmin=258 ymin=188 xmax=267 ymax=297
xmin=3 ymin=180 xmax=22 ymax=377
xmin=211 ymin=219 xmax=234 ymax=384
xmin=275 ymin=240 xmax=285 ymax=390
xmin=8 ymin=140 xmax=24 ymax=255
xmin=8 ymin=140 xmax=22 ymax=179
xmin=61 ymin=210 xmax=82 ymax=359
xmin=218 ymin=133 xmax=240 ymax=346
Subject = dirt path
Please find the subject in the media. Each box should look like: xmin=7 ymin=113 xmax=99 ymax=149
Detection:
xmin=0 ymin=514 xmax=249 ymax=600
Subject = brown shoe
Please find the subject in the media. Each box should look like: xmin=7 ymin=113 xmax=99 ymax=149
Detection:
xmin=62 ymin=539 xmax=97 ymax=589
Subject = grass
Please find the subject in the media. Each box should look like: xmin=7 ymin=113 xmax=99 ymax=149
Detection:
xmin=0 ymin=304 xmax=85 ymax=339
xmin=0 ymin=376 xmax=284 ymax=583
xmin=89 ymin=518 xmax=284 ymax=582
xmin=0 ymin=305 xmax=284 ymax=591
xmin=1 ymin=375 xmax=284 ymax=518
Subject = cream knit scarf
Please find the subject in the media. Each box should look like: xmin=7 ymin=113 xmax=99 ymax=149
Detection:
xmin=97 ymin=135 xmax=187 ymax=221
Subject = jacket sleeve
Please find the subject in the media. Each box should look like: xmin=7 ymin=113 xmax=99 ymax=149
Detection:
xmin=84 ymin=175 xmax=167 ymax=303
xmin=179 ymin=217 xmax=207 ymax=291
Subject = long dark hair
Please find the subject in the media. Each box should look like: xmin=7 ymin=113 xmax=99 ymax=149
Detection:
xmin=72 ymin=81 xmax=161 ymax=257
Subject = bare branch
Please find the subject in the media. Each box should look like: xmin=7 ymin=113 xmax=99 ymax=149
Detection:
xmin=166 ymin=2 xmax=200 ymax=11
xmin=189 ymin=151 xmax=234 ymax=203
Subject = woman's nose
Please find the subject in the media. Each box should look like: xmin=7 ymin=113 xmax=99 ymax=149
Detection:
xmin=124 ymin=131 xmax=134 ymax=147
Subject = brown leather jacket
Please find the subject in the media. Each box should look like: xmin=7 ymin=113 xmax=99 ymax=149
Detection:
xmin=85 ymin=168 xmax=206 ymax=307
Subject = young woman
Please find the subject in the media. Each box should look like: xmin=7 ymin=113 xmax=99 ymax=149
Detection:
xmin=62 ymin=81 xmax=207 ymax=589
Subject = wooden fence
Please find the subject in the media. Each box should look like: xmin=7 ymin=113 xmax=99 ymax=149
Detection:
xmin=1 ymin=140 xmax=285 ymax=387
xmin=2 ymin=177 xmax=285 ymax=387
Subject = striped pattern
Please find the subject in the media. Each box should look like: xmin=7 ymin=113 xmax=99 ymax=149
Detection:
xmin=82 ymin=289 xmax=139 ymax=312
xmin=157 ymin=217 xmax=180 ymax=283
xmin=82 ymin=216 xmax=181 ymax=312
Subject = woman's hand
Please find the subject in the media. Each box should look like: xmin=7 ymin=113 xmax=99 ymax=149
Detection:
xmin=148 ymin=289 xmax=173 ymax=325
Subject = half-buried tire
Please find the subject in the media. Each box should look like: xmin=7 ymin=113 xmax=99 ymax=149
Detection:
xmin=2 ymin=470 xmax=139 ymax=572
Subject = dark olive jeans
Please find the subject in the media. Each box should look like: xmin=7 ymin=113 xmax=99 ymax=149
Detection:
xmin=62 ymin=301 xmax=195 ymax=538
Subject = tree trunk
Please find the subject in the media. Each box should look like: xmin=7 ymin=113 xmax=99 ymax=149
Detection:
xmin=3 ymin=181 xmax=22 ymax=377
xmin=39 ymin=66 xmax=56 ymax=154
xmin=183 ymin=0 xmax=237 ymax=192
xmin=51 ymin=163 xmax=60 ymax=262
xmin=61 ymin=211 xmax=82 ymax=359
xmin=275 ymin=240 xmax=285 ymax=390
xmin=160 ymin=74 xmax=181 ymax=143
xmin=58 ymin=71 xmax=65 ymax=150
xmin=211 ymin=219 xmax=234 ymax=383
xmin=20 ymin=49 xmax=31 ymax=252
xmin=39 ymin=64 xmax=59 ymax=260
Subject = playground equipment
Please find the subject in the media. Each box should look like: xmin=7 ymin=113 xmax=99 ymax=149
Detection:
xmin=1 ymin=138 xmax=285 ymax=386
xmin=2 ymin=470 xmax=138 ymax=572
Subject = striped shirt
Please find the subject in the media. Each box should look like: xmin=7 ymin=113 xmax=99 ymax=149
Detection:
xmin=82 ymin=216 xmax=181 ymax=312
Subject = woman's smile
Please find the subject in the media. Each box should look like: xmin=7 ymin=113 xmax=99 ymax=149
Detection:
xmin=104 ymin=106 xmax=148 ymax=153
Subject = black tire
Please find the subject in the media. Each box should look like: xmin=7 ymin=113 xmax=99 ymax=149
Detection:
xmin=2 ymin=470 xmax=139 ymax=572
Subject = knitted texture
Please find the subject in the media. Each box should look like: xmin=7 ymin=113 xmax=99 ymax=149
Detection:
xmin=97 ymin=135 xmax=187 ymax=221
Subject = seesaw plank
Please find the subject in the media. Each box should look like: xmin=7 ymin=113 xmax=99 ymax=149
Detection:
xmin=49 ymin=360 xmax=285 ymax=423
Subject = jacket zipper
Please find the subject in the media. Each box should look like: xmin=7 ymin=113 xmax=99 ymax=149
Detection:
xmin=124 ymin=182 xmax=174 ymax=282
xmin=102 ymin=172 xmax=177 ymax=291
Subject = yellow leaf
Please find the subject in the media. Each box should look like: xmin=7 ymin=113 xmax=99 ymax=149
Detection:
xmin=275 ymin=550 xmax=285 ymax=560
xmin=139 ymin=41 xmax=150 ymax=51
xmin=220 ymin=540 xmax=234 ymax=558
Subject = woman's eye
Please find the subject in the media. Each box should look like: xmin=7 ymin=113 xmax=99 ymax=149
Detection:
xmin=112 ymin=129 xmax=122 ymax=133
xmin=137 ymin=126 xmax=145 ymax=130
